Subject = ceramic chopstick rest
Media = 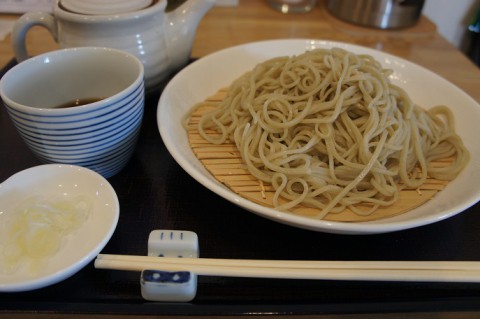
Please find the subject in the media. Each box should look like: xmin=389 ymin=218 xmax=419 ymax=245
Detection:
xmin=140 ymin=230 xmax=199 ymax=302
xmin=141 ymin=270 xmax=195 ymax=302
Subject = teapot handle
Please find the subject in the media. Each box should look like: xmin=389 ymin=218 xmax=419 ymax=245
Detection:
xmin=12 ymin=12 xmax=58 ymax=62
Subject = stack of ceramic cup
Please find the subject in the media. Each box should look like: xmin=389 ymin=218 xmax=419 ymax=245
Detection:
xmin=0 ymin=47 xmax=145 ymax=178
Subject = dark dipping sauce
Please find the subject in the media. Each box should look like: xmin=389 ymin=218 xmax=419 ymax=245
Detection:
xmin=53 ymin=98 xmax=104 ymax=108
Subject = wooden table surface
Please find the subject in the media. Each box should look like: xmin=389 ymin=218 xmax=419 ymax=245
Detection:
xmin=2 ymin=1 xmax=480 ymax=318
xmin=1 ymin=0 xmax=479 ymax=102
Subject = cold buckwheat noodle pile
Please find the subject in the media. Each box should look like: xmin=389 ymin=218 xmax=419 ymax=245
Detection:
xmin=187 ymin=48 xmax=469 ymax=220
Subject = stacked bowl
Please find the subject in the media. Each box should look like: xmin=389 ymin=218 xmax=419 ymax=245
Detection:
xmin=0 ymin=47 xmax=145 ymax=178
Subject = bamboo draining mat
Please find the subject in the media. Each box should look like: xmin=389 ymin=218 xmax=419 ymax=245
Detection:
xmin=186 ymin=89 xmax=449 ymax=222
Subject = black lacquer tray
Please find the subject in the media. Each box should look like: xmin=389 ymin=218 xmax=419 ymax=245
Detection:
xmin=2 ymin=60 xmax=480 ymax=316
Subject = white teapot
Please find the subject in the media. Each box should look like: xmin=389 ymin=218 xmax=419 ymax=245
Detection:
xmin=12 ymin=0 xmax=215 ymax=92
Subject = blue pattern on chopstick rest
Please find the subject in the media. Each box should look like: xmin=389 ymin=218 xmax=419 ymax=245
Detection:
xmin=142 ymin=270 xmax=192 ymax=284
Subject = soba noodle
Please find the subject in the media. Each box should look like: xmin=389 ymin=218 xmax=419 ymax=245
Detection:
xmin=189 ymin=48 xmax=469 ymax=219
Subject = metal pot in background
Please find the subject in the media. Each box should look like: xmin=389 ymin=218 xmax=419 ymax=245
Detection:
xmin=326 ymin=0 xmax=425 ymax=29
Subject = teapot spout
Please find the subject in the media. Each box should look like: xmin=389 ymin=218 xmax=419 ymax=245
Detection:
xmin=166 ymin=0 xmax=215 ymax=71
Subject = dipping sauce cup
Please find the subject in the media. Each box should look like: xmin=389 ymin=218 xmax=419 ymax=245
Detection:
xmin=0 ymin=47 xmax=145 ymax=178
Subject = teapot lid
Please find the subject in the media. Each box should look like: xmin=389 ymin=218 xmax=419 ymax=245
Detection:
xmin=60 ymin=0 xmax=154 ymax=15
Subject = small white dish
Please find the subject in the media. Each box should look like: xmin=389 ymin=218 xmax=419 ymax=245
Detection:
xmin=157 ymin=39 xmax=480 ymax=235
xmin=0 ymin=164 xmax=119 ymax=292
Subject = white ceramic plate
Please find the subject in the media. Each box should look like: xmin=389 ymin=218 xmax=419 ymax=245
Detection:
xmin=157 ymin=39 xmax=480 ymax=234
xmin=0 ymin=164 xmax=119 ymax=291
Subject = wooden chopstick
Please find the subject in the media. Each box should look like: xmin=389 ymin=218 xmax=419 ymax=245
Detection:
xmin=94 ymin=254 xmax=480 ymax=282
xmin=97 ymin=254 xmax=480 ymax=270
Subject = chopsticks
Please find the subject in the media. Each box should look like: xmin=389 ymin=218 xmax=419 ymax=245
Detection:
xmin=94 ymin=254 xmax=480 ymax=282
